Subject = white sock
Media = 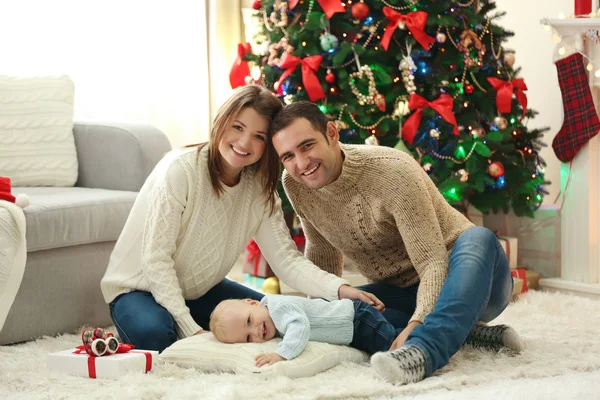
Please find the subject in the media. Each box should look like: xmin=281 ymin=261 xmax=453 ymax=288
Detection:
xmin=371 ymin=346 xmax=426 ymax=385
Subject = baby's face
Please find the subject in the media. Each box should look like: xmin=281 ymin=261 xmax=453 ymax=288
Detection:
xmin=220 ymin=300 xmax=277 ymax=344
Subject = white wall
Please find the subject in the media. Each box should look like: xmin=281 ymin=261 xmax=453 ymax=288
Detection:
xmin=498 ymin=0 xmax=576 ymax=205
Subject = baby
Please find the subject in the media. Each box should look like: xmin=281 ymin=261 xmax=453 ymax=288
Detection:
xmin=209 ymin=294 xmax=401 ymax=367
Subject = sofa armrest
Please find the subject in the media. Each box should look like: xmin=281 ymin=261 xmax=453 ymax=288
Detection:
xmin=73 ymin=122 xmax=172 ymax=191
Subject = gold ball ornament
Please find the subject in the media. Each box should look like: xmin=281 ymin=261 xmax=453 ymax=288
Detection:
xmin=423 ymin=163 xmax=432 ymax=172
xmin=436 ymin=33 xmax=447 ymax=43
xmin=457 ymin=169 xmax=469 ymax=182
xmin=429 ymin=128 xmax=440 ymax=138
xmin=471 ymin=127 xmax=486 ymax=139
xmin=503 ymin=51 xmax=516 ymax=67
xmin=262 ymin=277 xmax=280 ymax=294
xmin=493 ymin=116 xmax=508 ymax=130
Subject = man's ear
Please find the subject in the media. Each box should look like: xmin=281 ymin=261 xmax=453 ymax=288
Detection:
xmin=245 ymin=299 xmax=260 ymax=306
xmin=326 ymin=121 xmax=340 ymax=144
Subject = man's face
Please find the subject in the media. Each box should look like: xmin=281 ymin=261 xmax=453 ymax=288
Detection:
xmin=272 ymin=118 xmax=343 ymax=190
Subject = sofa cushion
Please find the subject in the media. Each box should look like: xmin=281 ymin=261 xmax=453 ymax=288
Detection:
xmin=0 ymin=75 xmax=78 ymax=187
xmin=14 ymin=187 xmax=137 ymax=252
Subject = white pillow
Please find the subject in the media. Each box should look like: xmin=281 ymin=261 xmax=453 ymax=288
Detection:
xmin=0 ymin=75 xmax=78 ymax=187
xmin=159 ymin=333 xmax=369 ymax=378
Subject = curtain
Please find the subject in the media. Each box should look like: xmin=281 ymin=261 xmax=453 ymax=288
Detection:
xmin=0 ymin=0 xmax=210 ymax=149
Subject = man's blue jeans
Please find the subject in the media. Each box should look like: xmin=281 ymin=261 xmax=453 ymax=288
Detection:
xmin=357 ymin=226 xmax=512 ymax=376
xmin=109 ymin=279 xmax=264 ymax=352
xmin=349 ymin=300 xmax=402 ymax=354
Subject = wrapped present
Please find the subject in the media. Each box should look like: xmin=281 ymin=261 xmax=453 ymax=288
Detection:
xmin=511 ymin=268 xmax=528 ymax=294
xmin=498 ymin=236 xmax=518 ymax=269
xmin=48 ymin=347 xmax=158 ymax=379
xmin=243 ymin=273 xmax=266 ymax=290
xmin=525 ymin=269 xmax=541 ymax=290
xmin=511 ymin=277 xmax=524 ymax=301
xmin=484 ymin=206 xmax=560 ymax=279
xmin=243 ymin=239 xmax=275 ymax=278
xmin=292 ymin=230 xmax=306 ymax=254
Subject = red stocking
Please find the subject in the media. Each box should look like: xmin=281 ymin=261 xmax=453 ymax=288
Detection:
xmin=552 ymin=53 xmax=600 ymax=162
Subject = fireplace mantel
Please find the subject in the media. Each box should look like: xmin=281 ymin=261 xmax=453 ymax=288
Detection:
xmin=539 ymin=18 xmax=600 ymax=297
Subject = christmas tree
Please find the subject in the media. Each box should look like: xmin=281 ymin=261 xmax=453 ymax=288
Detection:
xmin=233 ymin=0 xmax=549 ymax=217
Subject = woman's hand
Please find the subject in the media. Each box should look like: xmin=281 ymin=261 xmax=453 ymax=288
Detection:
xmin=338 ymin=285 xmax=385 ymax=312
xmin=389 ymin=321 xmax=422 ymax=350
xmin=255 ymin=352 xmax=286 ymax=367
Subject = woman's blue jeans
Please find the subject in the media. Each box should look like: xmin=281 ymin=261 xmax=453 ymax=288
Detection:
xmin=109 ymin=279 xmax=263 ymax=352
xmin=357 ymin=226 xmax=512 ymax=376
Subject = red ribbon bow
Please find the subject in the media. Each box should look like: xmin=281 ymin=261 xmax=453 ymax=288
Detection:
xmin=487 ymin=77 xmax=528 ymax=121
xmin=381 ymin=8 xmax=434 ymax=51
xmin=289 ymin=0 xmax=345 ymax=19
xmin=401 ymin=93 xmax=459 ymax=145
xmin=245 ymin=239 xmax=262 ymax=277
xmin=229 ymin=43 xmax=253 ymax=89
xmin=74 ymin=344 xmax=153 ymax=379
xmin=277 ymin=53 xmax=325 ymax=102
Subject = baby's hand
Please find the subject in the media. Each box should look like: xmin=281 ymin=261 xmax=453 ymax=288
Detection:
xmin=255 ymin=352 xmax=286 ymax=367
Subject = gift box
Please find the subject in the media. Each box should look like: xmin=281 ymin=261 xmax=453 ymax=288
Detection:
xmin=243 ymin=239 xmax=275 ymax=278
xmin=47 ymin=348 xmax=158 ymax=379
xmin=511 ymin=277 xmax=524 ymax=301
xmin=510 ymin=268 xmax=528 ymax=294
xmin=498 ymin=236 xmax=518 ymax=269
xmin=243 ymin=273 xmax=266 ymax=290
xmin=484 ymin=206 xmax=560 ymax=279
xmin=525 ymin=269 xmax=541 ymax=290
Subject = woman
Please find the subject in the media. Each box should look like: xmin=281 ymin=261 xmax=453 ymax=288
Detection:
xmin=101 ymin=85 xmax=382 ymax=352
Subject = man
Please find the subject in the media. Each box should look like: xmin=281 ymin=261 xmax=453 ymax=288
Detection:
xmin=270 ymin=101 xmax=520 ymax=385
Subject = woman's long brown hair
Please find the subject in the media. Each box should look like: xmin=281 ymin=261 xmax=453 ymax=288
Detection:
xmin=186 ymin=85 xmax=283 ymax=215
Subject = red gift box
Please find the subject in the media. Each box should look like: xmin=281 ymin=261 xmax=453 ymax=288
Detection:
xmin=511 ymin=268 xmax=528 ymax=294
xmin=243 ymin=239 xmax=275 ymax=278
xmin=243 ymin=232 xmax=306 ymax=278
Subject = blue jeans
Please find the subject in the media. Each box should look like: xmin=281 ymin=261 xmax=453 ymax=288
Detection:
xmin=359 ymin=227 xmax=512 ymax=376
xmin=349 ymin=300 xmax=402 ymax=354
xmin=109 ymin=279 xmax=263 ymax=352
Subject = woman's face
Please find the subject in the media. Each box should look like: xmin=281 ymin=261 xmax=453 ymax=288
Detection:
xmin=218 ymin=107 xmax=269 ymax=181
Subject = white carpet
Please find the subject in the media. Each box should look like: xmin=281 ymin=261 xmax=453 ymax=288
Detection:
xmin=2 ymin=291 xmax=600 ymax=400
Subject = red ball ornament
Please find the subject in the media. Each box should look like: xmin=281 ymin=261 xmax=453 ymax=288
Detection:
xmin=325 ymin=72 xmax=336 ymax=84
xmin=351 ymin=2 xmax=370 ymax=20
xmin=252 ymin=0 xmax=262 ymax=10
xmin=488 ymin=162 xmax=505 ymax=178
xmin=465 ymin=84 xmax=474 ymax=94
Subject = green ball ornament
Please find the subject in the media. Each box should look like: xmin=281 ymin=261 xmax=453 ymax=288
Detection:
xmin=320 ymin=33 xmax=339 ymax=51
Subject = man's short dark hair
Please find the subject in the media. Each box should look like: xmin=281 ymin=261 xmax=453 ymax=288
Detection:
xmin=270 ymin=101 xmax=328 ymax=139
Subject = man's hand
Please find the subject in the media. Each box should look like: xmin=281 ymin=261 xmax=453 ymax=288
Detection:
xmin=255 ymin=352 xmax=286 ymax=367
xmin=194 ymin=329 xmax=210 ymax=335
xmin=389 ymin=321 xmax=422 ymax=351
xmin=338 ymin=285 xmax=385 ymax=313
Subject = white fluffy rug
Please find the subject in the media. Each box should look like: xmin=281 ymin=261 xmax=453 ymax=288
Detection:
xmin=2 ymin=291 xmax=600 ymax=400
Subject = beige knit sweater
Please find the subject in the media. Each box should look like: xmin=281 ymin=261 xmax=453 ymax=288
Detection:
xmin=283 ymin=144 xmax=474 ymax=323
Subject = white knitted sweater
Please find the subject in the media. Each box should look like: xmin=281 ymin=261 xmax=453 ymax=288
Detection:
xmin=101 ymin=146 xmax=348 ymax=339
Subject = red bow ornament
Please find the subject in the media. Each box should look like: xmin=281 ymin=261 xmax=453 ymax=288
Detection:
xmin=289 ymin=0 xmax=345 ymax=19
xmin=230 ymin=43 xmax=253 ymax=89
xmin=381 ymin=8 xmax=435 ymax=51
xmin=277 ymin=53 xmax=326 ymax=102
xmin=487 ymin=77 xmax=528 ymax=121
xmin=401 ymin=93 xmax=459 ymax=145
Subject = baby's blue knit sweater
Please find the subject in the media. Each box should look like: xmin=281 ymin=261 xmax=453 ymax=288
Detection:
xmin=260 ymin=294 xmax=354 ymax=360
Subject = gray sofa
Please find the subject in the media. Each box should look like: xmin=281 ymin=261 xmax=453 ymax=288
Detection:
xmin=0 ymin=122 xmax=171 ymax=344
